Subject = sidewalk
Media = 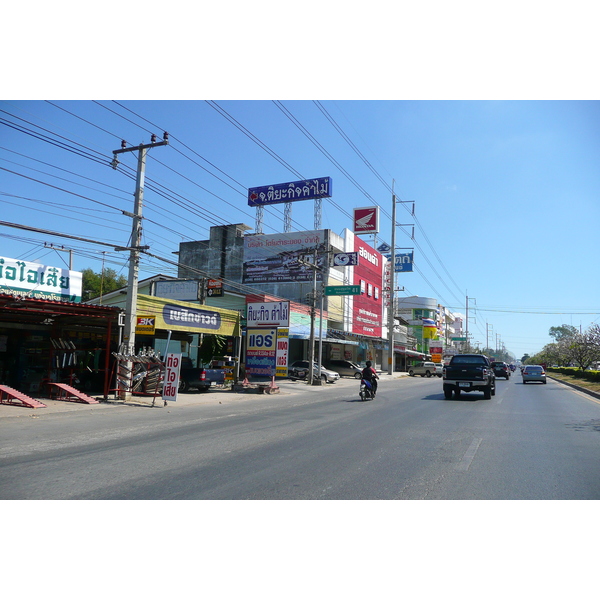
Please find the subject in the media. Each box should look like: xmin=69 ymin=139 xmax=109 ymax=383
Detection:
xmin=0 ymin=372 xmax=410 ymax=417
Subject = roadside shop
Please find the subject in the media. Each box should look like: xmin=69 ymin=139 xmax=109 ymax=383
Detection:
xmin=0 ymin=292 xmax=122 ymax=399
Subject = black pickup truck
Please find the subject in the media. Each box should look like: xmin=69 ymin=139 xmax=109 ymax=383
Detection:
xmin=443 ymin=354 xmax=496 ymax=399
xmin=178 ymin=357 xmax=226 ymax=392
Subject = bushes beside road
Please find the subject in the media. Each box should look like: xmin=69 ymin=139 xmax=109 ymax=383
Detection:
xmin=547 ymin=367 xmax=600 ymax=384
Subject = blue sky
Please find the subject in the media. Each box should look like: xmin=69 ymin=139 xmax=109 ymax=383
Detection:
xmin=2 ymin=99 xmax=598 ymax=358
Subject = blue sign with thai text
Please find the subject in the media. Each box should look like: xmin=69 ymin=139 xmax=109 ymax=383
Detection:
xmin=395 ymin=252 xmax=414 ymax=272
xmin=248 ymin=177 xmax=332 ymax=206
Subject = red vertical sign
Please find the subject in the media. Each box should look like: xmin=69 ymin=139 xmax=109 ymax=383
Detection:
xmin=353 ymin=239 xmax=383 ymax=338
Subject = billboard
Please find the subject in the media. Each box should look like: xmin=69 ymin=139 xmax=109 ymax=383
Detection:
xmin=248 ymin=177 xmax=332 ymax=207
xmin=246 ymin=328 xmax=277 ymax=377
xmin=243 ymin=230 xmax=328 ymax=284
xmin=0 ymin=256 xmax=82 ymax=302
xmin=353 ymin=237 xmax=383 ymax=337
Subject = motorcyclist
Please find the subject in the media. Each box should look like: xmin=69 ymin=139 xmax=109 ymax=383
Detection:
xmin=361 ymin=361 xmax=379 ymax=396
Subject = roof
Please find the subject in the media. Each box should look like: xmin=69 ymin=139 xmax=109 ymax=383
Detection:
xmin=0 ymin=292 xmax=122 ymax=328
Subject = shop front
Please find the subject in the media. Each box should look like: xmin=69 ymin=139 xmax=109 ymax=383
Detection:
xmin=0 ymin=292 xmax=122 ymax=398
xmin=131 ymin=294 xmax=241 ymax=368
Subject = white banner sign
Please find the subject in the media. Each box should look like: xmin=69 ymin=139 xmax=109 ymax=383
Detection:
xmin=0 ymin=256 xmax=82 ymax=301
xmin=162 ymin=353 xmax=182 ymax=402
xmin=246 ymin=301 xmax=290 ymax=327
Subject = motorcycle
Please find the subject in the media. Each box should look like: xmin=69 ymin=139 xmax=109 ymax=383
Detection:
xmin=359 ymin=378 xmax=375 ymax=401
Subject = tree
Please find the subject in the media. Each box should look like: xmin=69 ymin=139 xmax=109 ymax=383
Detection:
xmin=549 ymin=324 xmax=578 ymax=342
xmin=521 ymin=354 xmax=530 ymax=364
xmin=560 ymin=331 xmax=600 ymax=371
xmin=82 ymin=268 xmax=127 ymax=302
xmin=197 ymin=334 xmax=227 ymax=366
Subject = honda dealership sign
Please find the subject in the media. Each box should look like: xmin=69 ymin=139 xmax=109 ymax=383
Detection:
xmin=353 ymin=206 xmax=380 ymax=234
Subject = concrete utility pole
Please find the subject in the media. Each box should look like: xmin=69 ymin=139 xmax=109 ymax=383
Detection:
xmin=387 ymin=191 xmax=397 ymax=375
xmin=112 ymin=133 xmax=168 ymax=370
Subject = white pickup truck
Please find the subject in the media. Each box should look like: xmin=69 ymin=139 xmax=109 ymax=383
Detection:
xmin=408 ymin=361 xmax=443 ymax=377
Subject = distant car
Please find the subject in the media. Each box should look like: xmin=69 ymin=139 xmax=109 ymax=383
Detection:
xmin=522 ymin=365 xmax=547 ymax=384
xmin=491 ymin=361 xmax=511 ymax=379
xmin=324 ymin=359 xmax=363 ymax=379
xmin=408 ymin=361 xmax=443 ymax=377
xmin=288 ymin=360 xmax=340 ymax=383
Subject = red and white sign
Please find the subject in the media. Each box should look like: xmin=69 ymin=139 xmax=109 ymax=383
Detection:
xmin=162 ymin=353 xmax=182 ymax=402
xmin=353 ymin=206 xmax=380 ymax=234
xmin=353 ymin=237 xmax=383 ymax=338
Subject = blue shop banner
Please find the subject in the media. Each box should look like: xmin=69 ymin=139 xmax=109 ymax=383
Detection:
xmin=248 ymin=177 xmax=332 ymax=206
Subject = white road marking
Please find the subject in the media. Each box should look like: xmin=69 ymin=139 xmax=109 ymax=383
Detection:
xmin=455 ymin=437 xmax=482 ymax=471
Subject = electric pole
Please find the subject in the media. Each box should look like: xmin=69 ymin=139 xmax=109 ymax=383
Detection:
xmin=112 ymin=133 xmax=168 ymax=398
xmin=388 ymin=190 xmax=397 ymax=375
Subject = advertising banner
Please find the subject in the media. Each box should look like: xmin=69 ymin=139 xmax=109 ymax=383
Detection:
xmin=162 ymin=353 xmax=182 ymax=402
xmin=246 ymin=328 xmax=277 ymax=377
xmin=243 ymin=230 xmax=328 ymax=284
xmin=247 ymin=301 xmax=290 ymax=327
xmin=353 ymin=237 xmax=383 ymax=337
xmin=136 ymin=294 xmax=240 ymax=336
xmin=275 ymin=328 xmax=289 ymax=378
xmin=0 ymin=256 xmax=82 ymax=302
xmin=248 ymin=177 xmax=332 ymax=206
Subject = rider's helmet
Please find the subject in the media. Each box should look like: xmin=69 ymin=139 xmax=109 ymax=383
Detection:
xmin=365 ymin=361 xmax=372 ymax=367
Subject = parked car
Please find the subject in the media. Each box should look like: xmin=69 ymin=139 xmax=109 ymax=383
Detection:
xmin=408 ymin=361 xmax=443 ymax=377
xmin=288 ymin=360 xmax=340 ymax=383
xmin=324 ymin=359 xmax=363 ymax=379
xmin=491 ymin=361 xmax=511 ymax=379
xmin=522 ymin=365 xmax=547 ymax=384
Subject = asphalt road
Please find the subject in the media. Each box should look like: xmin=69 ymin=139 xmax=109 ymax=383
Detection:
xmin=2 ymin=373 xmax=600 ymax=499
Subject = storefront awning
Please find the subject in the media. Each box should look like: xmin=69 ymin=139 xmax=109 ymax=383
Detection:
xmin=137 ymin=294 xmax=240 ymax=336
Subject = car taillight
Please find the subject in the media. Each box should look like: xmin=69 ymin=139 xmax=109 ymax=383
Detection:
xmin=200 ymin=371 xmax=206 ymax=381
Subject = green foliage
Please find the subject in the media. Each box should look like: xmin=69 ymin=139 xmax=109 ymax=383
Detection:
xmin=82 ymin=267 xmax=127 ymax=302
xmin=547 ymin=366 xmax=600 ymax=383
xmin=549 ymin=324 xmax=578 ymax=342
xmin=197 ymin=334 xmax=227 ymax=366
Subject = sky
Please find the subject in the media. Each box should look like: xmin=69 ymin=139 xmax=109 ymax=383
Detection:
xmin=1 ymin=99 xmax=598 ymax=359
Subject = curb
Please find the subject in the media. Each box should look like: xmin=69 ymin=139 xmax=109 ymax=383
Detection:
xmin=547 ymin=375 xmax=600 ymax=400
